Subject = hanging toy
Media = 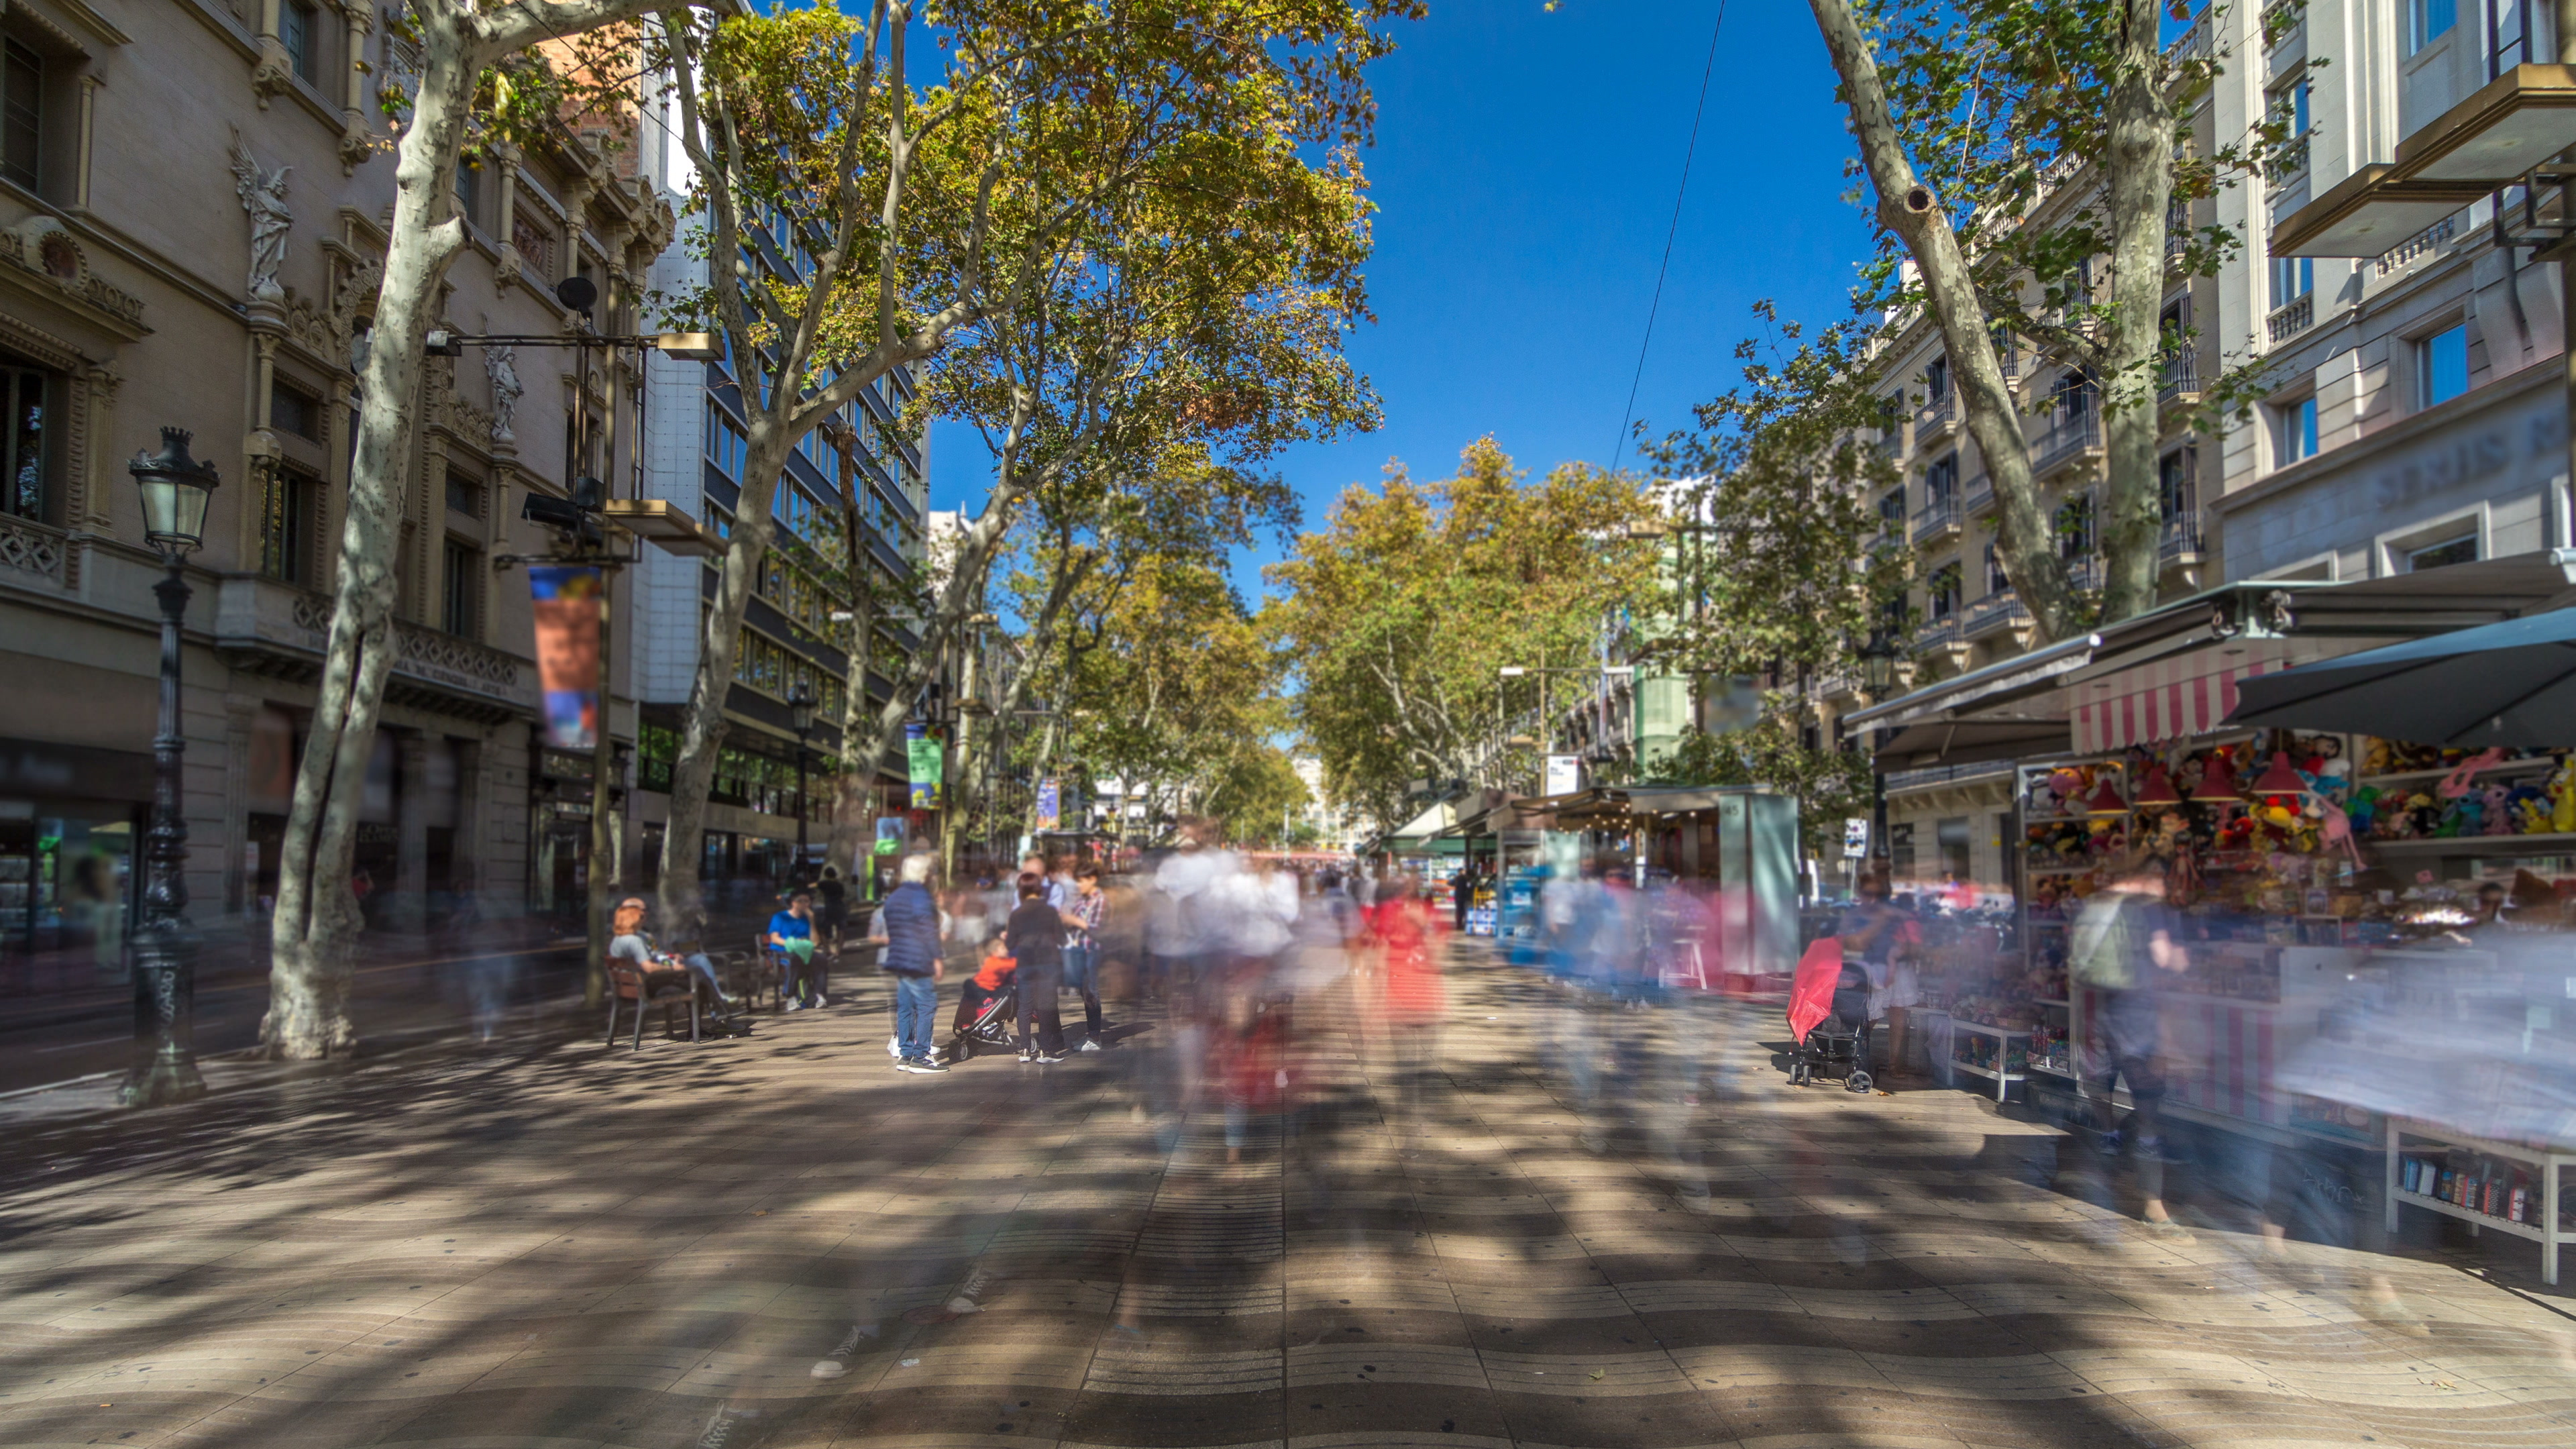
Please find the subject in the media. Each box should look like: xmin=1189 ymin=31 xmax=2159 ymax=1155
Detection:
xmin=2552 ymin=757 xmax=2576 ymax=834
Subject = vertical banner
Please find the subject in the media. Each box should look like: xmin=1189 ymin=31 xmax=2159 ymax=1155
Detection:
xmin=1036 ymin=777 xmax=1061 ymax=832
xmin=1544 ymin=754 xmax=1582 ymax=796
xmin=527 ymin=566 xmax=604 ymax=749
xmin=905 ymin=722 xmax=943 ymax=809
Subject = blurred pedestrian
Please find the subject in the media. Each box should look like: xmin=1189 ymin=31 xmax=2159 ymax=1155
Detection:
xmin=2070 ymin=855 xmax=2189 ymax=1232
xmin=1008 ymin=871 xmax=1067 ymax=1062
xmin=1063 ymin=861 xmax=1110 ymax=1049
xmin=767 ymin=892 xmax=823 ymax=1010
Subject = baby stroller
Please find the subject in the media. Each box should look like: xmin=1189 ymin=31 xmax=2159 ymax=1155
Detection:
xmin=949 ymin=975 xmax=1020 ymax=1061
xmin=1786 ymin=936 xmax=1876 ymax=1093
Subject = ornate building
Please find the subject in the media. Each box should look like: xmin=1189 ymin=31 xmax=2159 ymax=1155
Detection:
xmin=0 ymin=0 xmax=673 ymax=991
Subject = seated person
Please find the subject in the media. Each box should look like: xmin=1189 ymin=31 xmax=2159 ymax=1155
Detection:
xmin=768 ymin=892 xmax=822 ymax=1010
xmin=610 ymin=898 xmax=739 ymax=1013
xmin=954 ymin=935 xmax=1017 ymax=1036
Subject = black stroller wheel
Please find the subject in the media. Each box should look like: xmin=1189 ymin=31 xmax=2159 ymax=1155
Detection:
xmin=1847 ymin=1069 xmax=1874 ymax=1094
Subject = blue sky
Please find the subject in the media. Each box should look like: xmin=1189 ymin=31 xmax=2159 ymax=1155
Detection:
xmin=928 ymin=2 xmax=1870 ymax=599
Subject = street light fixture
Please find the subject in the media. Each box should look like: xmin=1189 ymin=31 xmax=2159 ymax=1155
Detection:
xmin=1856 ymin=628 xmax=1904 ymax=698
xmin=787 ymin=680 xmax=818 ymax=879
xmin=121 ymin=427 xmax=221 ymax=1108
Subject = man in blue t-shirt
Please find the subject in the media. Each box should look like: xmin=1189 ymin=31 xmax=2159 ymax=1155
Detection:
xmin=768 ymin=893 xmax=822 ymax=1010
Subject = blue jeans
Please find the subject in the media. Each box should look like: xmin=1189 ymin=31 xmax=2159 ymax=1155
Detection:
xmin=894 ymin=973 xmax=937 ymax=1061
xmin=1063 ymin=945 xmax=1105 ymax=1036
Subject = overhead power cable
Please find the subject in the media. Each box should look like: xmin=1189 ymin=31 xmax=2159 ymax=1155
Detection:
xmin=1611 ymin=3 xmax=1728 ymax=474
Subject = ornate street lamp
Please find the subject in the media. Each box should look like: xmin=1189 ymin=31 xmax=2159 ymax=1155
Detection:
xmin=787 ymin=680 xmax=818 ymax=881
xmin=121 ymin=427 xmax=219 ymax=1107
xmin=1853 ymin=626 xmax=1905 ymax=880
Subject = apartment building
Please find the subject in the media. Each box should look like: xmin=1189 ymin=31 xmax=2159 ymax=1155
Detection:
xmin=0 ymin=0 xmax=677 ymax=983
xmin=625 ymin=72 xmax=930 ymax=899
xmin=2210 ymin=0 xmax=2567 ymax=582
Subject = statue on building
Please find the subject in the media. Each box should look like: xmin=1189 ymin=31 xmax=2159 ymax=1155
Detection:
xmin=485 ymin=344 xmax=521 ymax=443
xmin=229 ymin=131 xmax=293 ymax=303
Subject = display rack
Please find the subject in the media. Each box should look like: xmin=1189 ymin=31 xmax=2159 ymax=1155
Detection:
xmin=2385 ymin=1117 xmax=2575 ymax=1285
xmin=1949 ymin=1019 xmax=2029 ymax=1102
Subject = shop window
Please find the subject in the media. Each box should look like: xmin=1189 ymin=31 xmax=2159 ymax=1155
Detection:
xmin=270 ymin=382 xmax=320 ymax=440
xmin=2274 ymin=395 xmax=2318 ymax=465
xmin=2408 ymin=533 xmax=2477 ymax=572
xmin=2418 ymin=323 xmax=2469 ymax=409
xmin=280 ymin=0 xmax=319 ymax=85
xmin=2412 ymin=0 xmax=2455 ymax=52
xmin=258 ymin=466 xmax=314 ymax=584
xmin=0 ymin=362 xmax=48 ymax=523
xmin=441 ymin=537 xmax=478 ymax=638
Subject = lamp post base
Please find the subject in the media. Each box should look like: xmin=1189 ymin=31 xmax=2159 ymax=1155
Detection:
xmin=119 ymin=1048 xmax=207 ymax=1108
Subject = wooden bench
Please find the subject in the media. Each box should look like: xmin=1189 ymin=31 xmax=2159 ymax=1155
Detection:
xmin=605 ymin=961 xmax=701 ymax=1048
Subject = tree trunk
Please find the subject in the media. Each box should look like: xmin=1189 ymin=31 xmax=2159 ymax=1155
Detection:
xmin=2097 ymin=0 xmax=2177 ymax=625
xmin=1806 ymin=0 xmax=2080 ymax=643
xmin=260 ymin=17 xmax=476 ymax=1059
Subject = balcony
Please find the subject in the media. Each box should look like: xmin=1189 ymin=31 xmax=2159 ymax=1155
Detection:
xmin=214 ymin=576 xmax=537 ymax=722
xmin=2063 ymin=553 xmax=2105 ymax=591
xmin=1913 ymin=614 xmax=1961 ymax=651
xmin=2267 ymin=133 xmax=2311 ymax=184
xmin=2157 ymin=349 xmax=2200 ymax=405
xmin=2373 ymin=213 xmax=2458 ymax=277
xmin=2267 ymin=293 xmax=2314 ymax=344
xmin=1916 ymin=390 xmax=1956 ymax=439
xmin=1961 ymin=590 xmax=2031 ymax=639
xmin=2027 ymin=410 xmax=2102 ymax=476
xmin=0 ymin=513 xmax=68 ymax=588
xmin=2159 ymin=511 xmax=2206 ymax=564
xmin=1910 ymin=493 xmax=1962 ymax=546
xmin=1962 ymin=472 xmax=1994 ymax=517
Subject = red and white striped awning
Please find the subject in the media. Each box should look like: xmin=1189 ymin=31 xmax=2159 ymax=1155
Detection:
xmin=2068 ymin=639 xmax=2310 ymax=755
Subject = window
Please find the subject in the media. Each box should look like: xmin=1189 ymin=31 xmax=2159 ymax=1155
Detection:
xmin=706 ymin=405 xmax=747 ymax=482
xmin=1928 ymin=564 xmax=1962 ymax=620
xmin=269 ymin=383 xmax=319 ymax=440
xmin=1878 ymin=490 xmax=1904 ymax=531
xmin=0 ymin=364 xmax=46 ymax=522
xmin=2276 ymin=396 xmax=2320 ymax=464
xmin=1925 ymin=452 xmax=1957 ymax=506
xmin=1984 ymin=541 xmax=2009 ymax=596
xmin=2055 ymin=492 xmax=2095 ymax=559
xmin=258 ymin=468 xmax=312 ymax=584
xmin=446 ymin=473 xmax=480 ymax=518
xmin=280 ymin=0 xmax=318 ymax=84
xmin=2418 ymin=323 xmax=2469 ymax=408
xmin=2271 ymin=254 xmax=2312 ymax=303
xmin=454 ymin=158 xmax=480 ymax=230
xmin=773 ymin=480 xmax=821 ymax=540
xmin=1923 ymin=356 xmax=1949 ymax=405
xmin=2412 ymin=0 xmax=2457 ymax=51
xmin=1 ymin=40 xmax=38 ymax=193
xmin=2271 ymin=77 xmax=2310 ymax=138
xmin=2409 ymin=533 xmax=2477 ymax=571
xmin=2490 ymin=0 xmax=2528 ymax=74
xmin=2159 ymin=446 xmax=2196 ymax=519
xmin=441 ymin=539 xmax=478 ymax=638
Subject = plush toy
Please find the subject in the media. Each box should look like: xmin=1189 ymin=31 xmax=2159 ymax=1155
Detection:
xmin=2551 ymin=757 xmax=2576 ymax=834
xmin=2365 ymin=738 xmax=2396 ymax=775
xmin=2511 ymin=783 xmax=2552 ymax=835
xmin=2482 ymin=783 xmax=2515 ymax=836
xmin=2347 ymin=784 xmax=2382 ymax=837
xmin=2441 ymin=793 xmax=2482 ymax=837
xmin=2407 ymin=792 xmax=2443 ymax=837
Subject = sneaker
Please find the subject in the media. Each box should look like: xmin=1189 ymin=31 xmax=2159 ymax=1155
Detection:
xmin=1019 ymin=1051 xmax=1038 ymax=1064
xmin=1079 ymin=1039 xmax=1103 ymax=1053
xmin=900 ymin=1057 xmax=950 ymax=1074
xmin=1034 ymin=1052 xmax=1066 ymax=1065
xmin=888 ymin=1035 xmax=904 ymax=1058
xmin=782 ymin=1000 xmax=805 ymax=1013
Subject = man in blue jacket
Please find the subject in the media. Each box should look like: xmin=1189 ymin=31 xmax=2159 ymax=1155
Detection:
xmin=863 ymin=852 xmax=948 ymax=1073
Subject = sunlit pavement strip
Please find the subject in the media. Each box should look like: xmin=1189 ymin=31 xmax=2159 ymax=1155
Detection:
xmin=1 ymin=957 xmax=2573 ymax=1448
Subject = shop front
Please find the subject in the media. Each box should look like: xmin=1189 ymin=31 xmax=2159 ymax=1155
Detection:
xmin=0 ymin=737 xmax=152 ymax=994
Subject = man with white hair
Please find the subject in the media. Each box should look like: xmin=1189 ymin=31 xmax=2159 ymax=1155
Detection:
xmin=861 ymin=852 xmax=948 ymax=1072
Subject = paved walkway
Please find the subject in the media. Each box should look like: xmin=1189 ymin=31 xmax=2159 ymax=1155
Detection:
xmin=3 ymin=956 xmax=2573 ymax=1449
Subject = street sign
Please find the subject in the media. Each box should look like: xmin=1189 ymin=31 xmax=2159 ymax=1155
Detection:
xmin=1843 ymin=818 xmax=1870 ymax=859
xmin=1545 ymin=754 xmax=1582 ymax=795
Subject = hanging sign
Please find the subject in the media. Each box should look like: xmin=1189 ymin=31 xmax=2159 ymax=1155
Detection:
xmin=527 ymin=566 xmax=604 ymax=749
xmin=1036 ymin=777 xmax=1061 ymax=832
xmin=1843 ymin=818 xmax=1870 ymax=860
xmin=1545 ymin=754 xmax=1582 ymax=796
xmin=904 ymin=722 xmax=943 ymax=809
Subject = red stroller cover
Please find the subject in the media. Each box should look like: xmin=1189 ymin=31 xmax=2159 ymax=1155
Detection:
xmin=1787 ymin=936 xmax=1842 ymax=1045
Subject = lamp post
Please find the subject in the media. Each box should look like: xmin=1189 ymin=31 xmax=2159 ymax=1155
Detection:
xmin=787 ymin=680 xmax=818 ymax=881
xmin=121 ymin=428 xmax=220 ymax=1108
xmin=1854 ymin=627 xmax=1905 ymax=883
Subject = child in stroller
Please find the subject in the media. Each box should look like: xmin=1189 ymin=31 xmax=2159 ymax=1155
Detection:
xmin=949 ymin=937 xmax=1019 ymax=1062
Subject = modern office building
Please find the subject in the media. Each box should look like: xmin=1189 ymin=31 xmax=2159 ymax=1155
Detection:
xmin=624 ymin=70 xmax=932 ymax=905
